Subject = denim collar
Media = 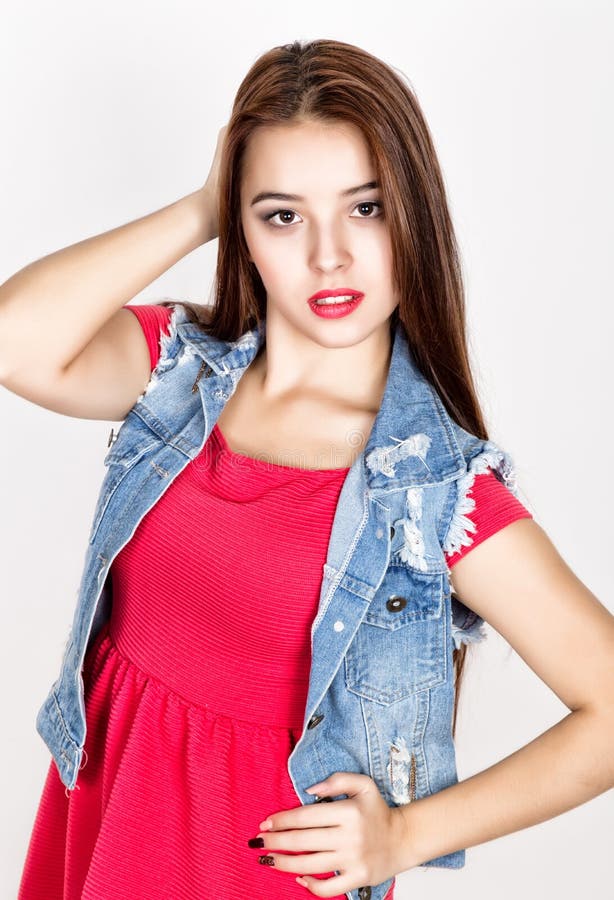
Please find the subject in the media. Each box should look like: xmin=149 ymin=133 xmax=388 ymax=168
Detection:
xmin=177 ymin=317 xmax=465 ymax=491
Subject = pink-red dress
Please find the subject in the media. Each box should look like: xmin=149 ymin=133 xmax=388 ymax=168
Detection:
xmin=18 ymin=305 xmax=533 ymax=899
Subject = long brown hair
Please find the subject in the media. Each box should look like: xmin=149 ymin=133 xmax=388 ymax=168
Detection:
xmin=161 ymin=38 xmax=492 ymax=737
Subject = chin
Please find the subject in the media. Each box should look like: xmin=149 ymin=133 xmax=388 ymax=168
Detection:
xmin=306 ymin=321 xmax=382 ymax=350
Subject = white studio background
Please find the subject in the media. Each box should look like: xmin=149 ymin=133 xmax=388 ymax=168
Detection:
xmin=1 ymin=1 xmax=612 ymax=897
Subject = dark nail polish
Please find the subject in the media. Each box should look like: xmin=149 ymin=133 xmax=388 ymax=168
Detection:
xmin=258 ymin=854 xmax=275 ymax=866
xmin=248 ymin=837 xmax=265 ymax=848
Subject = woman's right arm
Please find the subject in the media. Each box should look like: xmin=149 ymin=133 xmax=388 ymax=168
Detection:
xmin=0 ymin=124 xmax=227 ymax=420
xmin=0 ymin=187 xmax=217 ymax=421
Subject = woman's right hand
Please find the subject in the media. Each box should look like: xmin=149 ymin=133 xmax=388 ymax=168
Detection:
xmin=200 ymin=124 xmax=228 ymax=239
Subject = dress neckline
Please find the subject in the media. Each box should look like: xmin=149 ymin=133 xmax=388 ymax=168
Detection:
xmin=211 ymin=422 xmax=351 ymax=475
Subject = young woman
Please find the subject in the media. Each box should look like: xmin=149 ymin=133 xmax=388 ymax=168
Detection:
xmin=4 ymin=38 xmax=613 ymax=900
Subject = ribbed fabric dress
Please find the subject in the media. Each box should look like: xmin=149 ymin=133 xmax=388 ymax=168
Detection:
xmin=18 ymin=304 xmax=533 ymax=899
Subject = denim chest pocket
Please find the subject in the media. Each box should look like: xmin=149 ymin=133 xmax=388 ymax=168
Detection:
xmin=344 ymin=566 xmax=447 ymax=704
xmin=88 ymin=415 xmax=160 ymax=545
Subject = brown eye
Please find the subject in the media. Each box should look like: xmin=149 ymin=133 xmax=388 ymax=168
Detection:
xmin=352 ymin=201 xmax=383 ymax=218
xmin=262 ymin=200 xmax=383 ymax=229
xmin=262 ymin=209 xmax=299 ymax=227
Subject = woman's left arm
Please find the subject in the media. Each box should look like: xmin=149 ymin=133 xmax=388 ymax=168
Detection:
xmin=398 ymin=517 xmax=614 ymax=870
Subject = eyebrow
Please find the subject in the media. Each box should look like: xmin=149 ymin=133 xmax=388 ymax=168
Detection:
xmin=250 ymin=180 xmax=379 ymax=206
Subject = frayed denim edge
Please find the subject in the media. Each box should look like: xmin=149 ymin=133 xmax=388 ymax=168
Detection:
xmin=442 ymin=440 xmax=519 ymax=559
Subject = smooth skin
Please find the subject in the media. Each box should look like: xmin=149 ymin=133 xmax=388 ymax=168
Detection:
xmin=217 ymin=120 xmax=400 ymax=471
xmin=234 ymin=122 xmax=614 ymax=896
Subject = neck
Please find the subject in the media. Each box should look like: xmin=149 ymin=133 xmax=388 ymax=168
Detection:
xmin=250 ymin=313 xmax=393 ymax=414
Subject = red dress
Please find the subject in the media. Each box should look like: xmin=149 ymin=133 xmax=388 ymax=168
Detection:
xmin=18 ymin=305 xmax=532 ymax=899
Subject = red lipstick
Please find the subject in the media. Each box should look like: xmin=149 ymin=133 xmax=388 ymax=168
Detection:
xmin=307 ymin=288 xmax=365 ymax=319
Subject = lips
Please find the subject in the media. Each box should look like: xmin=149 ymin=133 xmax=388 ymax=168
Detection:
xmin=307 ymin=293 xmax=365 ymax=319
xmin=308 ymin=288 xmax=363 ymax=302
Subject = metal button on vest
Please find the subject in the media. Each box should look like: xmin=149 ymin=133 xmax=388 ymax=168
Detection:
xmin=386 ymin=595 xmax=407 ymax=613
xmin=107 ymin=428 xmax=118 ymax=447
xmin=307 ymin=713 xmax=324 ymax=729
xmin=358 ymin=886 xmax=372 ymax=899
xmin=390 ymin=525 xmax=395 ymax=539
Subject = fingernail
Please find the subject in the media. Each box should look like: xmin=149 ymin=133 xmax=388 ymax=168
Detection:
xmin=247 ymin=837 xmax=265 ymax=848
xmin=259 ymin=819 xmax=272 ymax=831
xmin=258 ymin=854 xmax=275 ymax=866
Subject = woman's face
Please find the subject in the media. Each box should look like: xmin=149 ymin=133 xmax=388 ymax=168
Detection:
xmin=240 ymin=119 xmax=399 ymax=349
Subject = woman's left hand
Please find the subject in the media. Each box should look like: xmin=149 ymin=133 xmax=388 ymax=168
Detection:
xmin=250 ymin=771 xmax=413 ymax=896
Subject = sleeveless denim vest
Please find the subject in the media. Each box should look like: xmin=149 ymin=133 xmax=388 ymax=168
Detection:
xmin=34 ymin=303 xmax=521 ymax=900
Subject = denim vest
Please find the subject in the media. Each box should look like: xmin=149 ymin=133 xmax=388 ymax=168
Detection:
xmin=35 ymin=303 xmax=520 ymax=900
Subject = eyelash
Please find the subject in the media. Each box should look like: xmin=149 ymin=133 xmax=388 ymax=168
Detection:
xmin=261 ymin=200 xmax=383 ymax=229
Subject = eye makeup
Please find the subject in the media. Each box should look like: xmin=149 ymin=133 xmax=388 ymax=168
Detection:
xmin=260 ymin=200 xmax=383 ymax=228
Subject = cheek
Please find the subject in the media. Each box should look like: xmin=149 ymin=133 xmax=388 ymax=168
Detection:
xmin=249 ymin=255 xmax=293 ymax=298
xmin=250 ymin=237 xmax=302 ymax=284
xmin=358 ymin=226 xmax=391 ymax=257
xmin=373 ymin=236 xmax=394 ymax=283
xmin=241 ymin=218 xmax=270 ymax=262
xmin=242 ymin=229 xmax=272 ymax=274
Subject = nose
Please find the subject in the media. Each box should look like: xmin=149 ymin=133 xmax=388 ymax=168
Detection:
xmin=310 ymin=223 xmax=352 ymax=274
